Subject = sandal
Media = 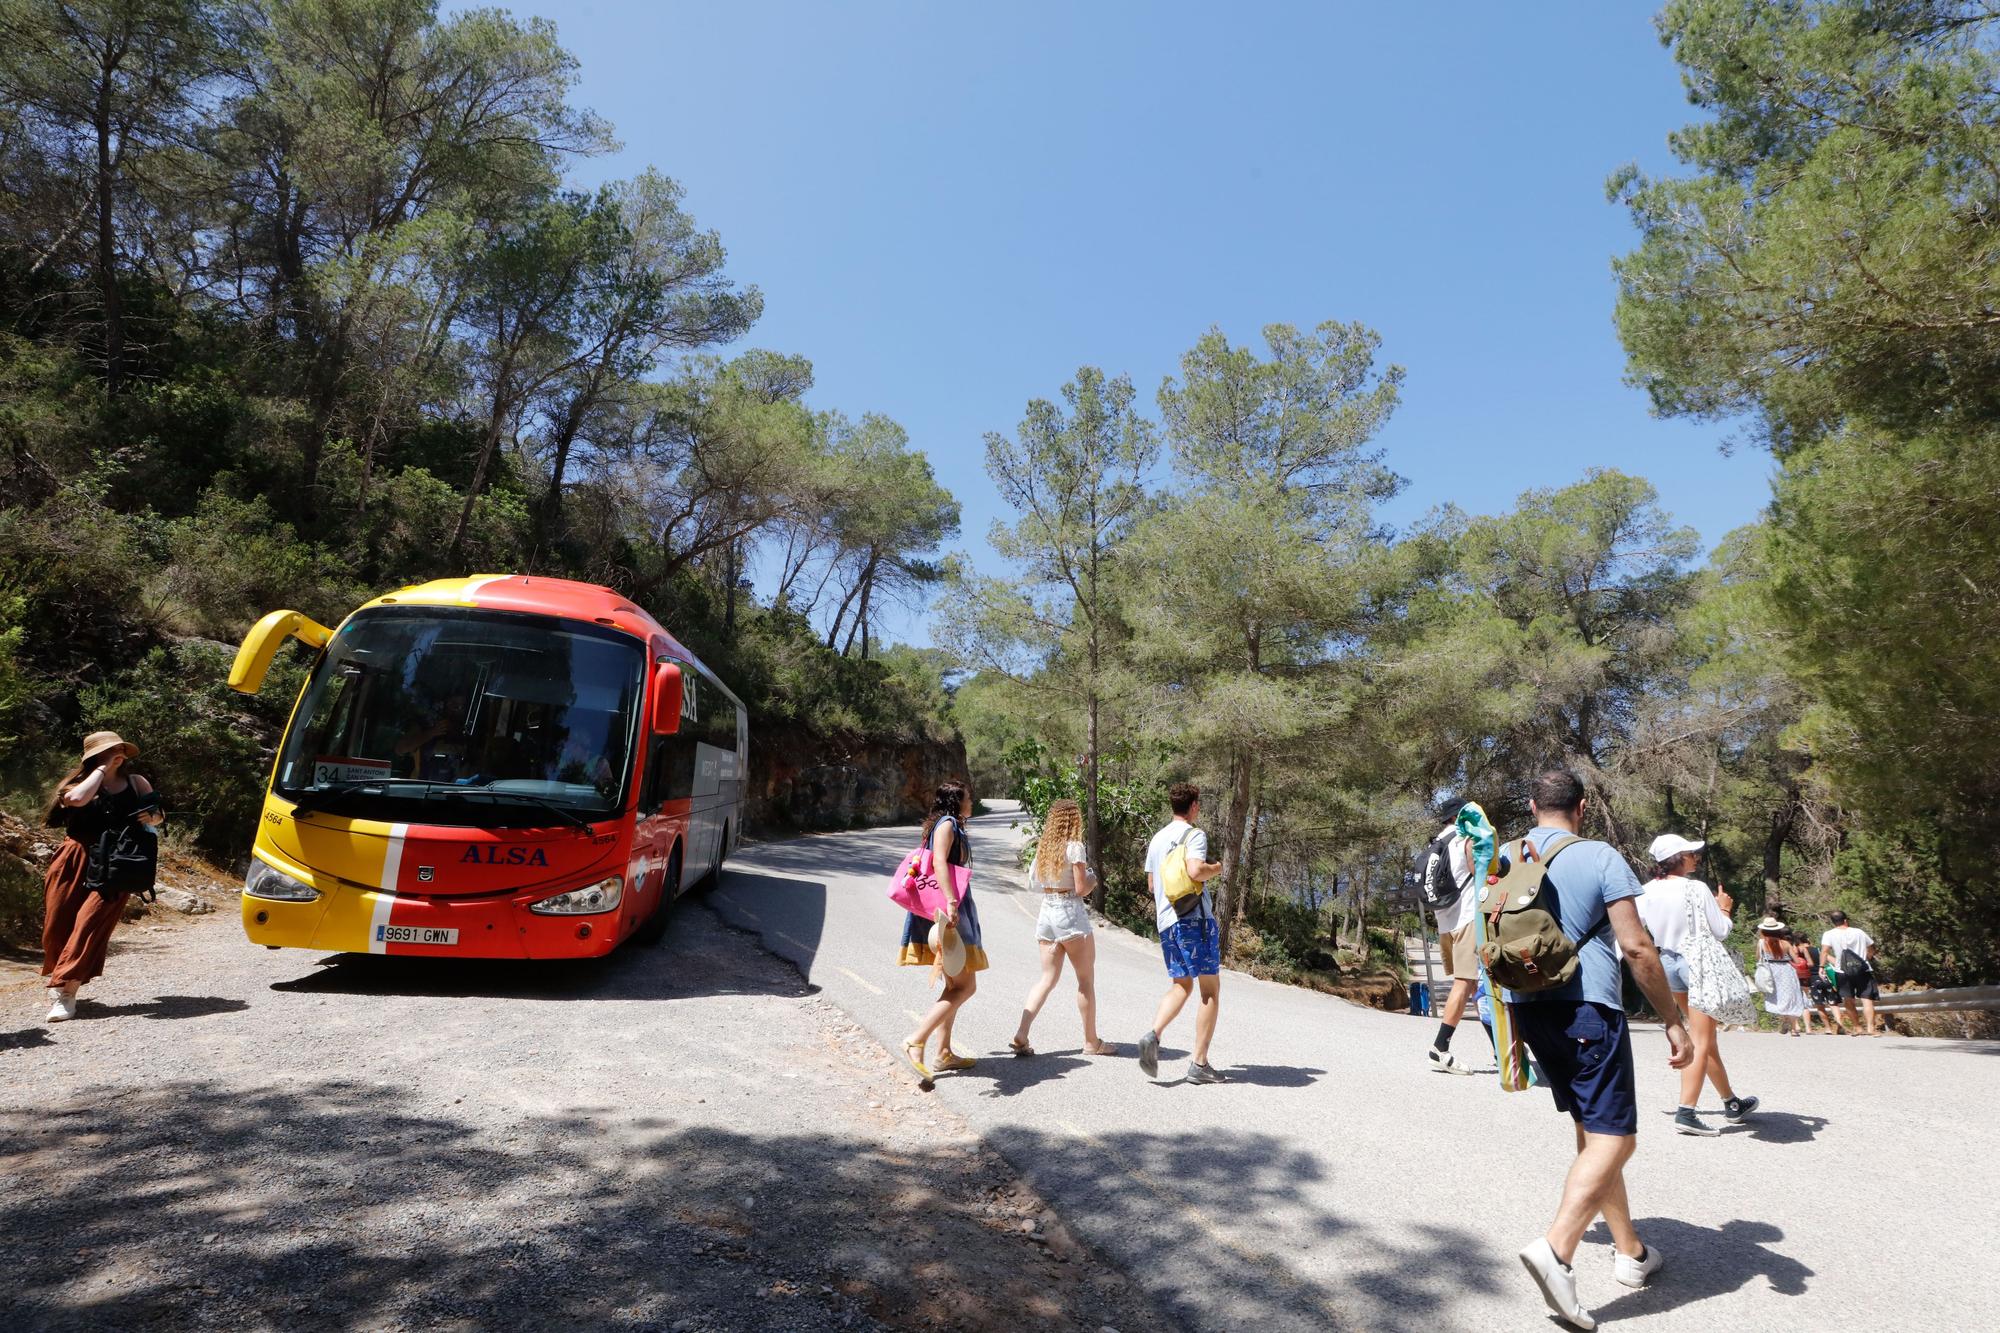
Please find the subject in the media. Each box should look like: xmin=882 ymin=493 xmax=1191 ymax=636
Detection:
xmin=1082 ymin=1039 xmax=1116 ymax=1056
xmin=934 ymin=1051 xmax=977 ymax=1072
xmin=903 ymin=1041 xmax=934 ymax=1090
xmin=1008 ymin=1037 xmax=1034 ymax=1057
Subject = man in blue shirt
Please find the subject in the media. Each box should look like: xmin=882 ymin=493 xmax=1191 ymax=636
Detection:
xmin=1510 ymin=771 xmax=1692 ymax=1332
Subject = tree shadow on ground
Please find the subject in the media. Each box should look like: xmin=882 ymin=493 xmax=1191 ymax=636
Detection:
xmin=988 ymin=1123 xmax=1500 ymax=1329
xmin=74 ymin=994 xmax=249 ymax=1021
xmin=0 ymin=1076 xmax=1501 ymax=1333
xmin=1583 ymin=1216 xmax=1813 ymax=1319
xmin=265 ymin=900 xmax=818 ymax=1003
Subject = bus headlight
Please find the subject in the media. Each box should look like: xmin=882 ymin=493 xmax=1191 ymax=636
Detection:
xmin=529 ymin=877 xmax=623 ymax=915
xmin=245 ymin=861 xmax=321 ymax=902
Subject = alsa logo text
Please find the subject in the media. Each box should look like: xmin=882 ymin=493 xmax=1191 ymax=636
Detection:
xmin=460 ymin=846 xmax=550 ymax=867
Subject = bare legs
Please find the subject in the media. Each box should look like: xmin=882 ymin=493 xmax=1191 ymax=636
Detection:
xmin=908 ymin=971 xmax=977 ymax=1057
xmin=1013 ymin=935 xmax=1111 ymax=1052
xmin=1013 ymin=941 xmax=1066 ymax=1045
xmin=1547 ymin=1121 xmax=1643 ymax=1264
xmin=1673 ymin=992 xmax=1737 ymax=1106
xmin=1151 ymin=974 xmax=1220 ymax=1065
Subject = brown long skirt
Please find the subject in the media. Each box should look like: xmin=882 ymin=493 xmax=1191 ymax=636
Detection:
xmin=41 ymin=839 xmax=128 ymax=988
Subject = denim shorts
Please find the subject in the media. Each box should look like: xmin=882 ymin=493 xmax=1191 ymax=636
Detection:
xmin=1514 ymin=1000 xmax=1638 ymax=1137
xmin=1658 ymin=948 xmax=1690 ymax=993
xmin=1160 ymin=916 xmax=1221 ymax=979
xmin=1036 ymin=894 xmax=1092 ymax=942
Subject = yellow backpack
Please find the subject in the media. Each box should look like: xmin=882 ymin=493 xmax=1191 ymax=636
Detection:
xmin=1160 ymin=828 xmax=1202 ymax=904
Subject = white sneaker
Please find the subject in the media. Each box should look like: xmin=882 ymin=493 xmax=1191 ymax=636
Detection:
xmin=1519 ymin=1237 xmax=1596 ymax=1330
xmin=1428 ymin=1047 xmax=1475 ymax=1075
xmin=1613 ymin=1243 xmax=1664 ymax=1288
xmin=45 ymin=989 xmax=77 ymax=1023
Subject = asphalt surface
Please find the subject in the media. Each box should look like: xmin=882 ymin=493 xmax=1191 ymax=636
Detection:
xmin=711 ymin=802 xmax=2000 ymax=1332
xmin=0 ymin=874 xmax=1167 ymax=1331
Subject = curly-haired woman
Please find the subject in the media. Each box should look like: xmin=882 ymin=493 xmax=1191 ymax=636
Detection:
xmin=1008 ymin=798 xmax=1115 ymax=1058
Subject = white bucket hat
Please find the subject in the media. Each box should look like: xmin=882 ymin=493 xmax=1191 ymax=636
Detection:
xmin=1648 ymin=832 xmax=1705 ymax=864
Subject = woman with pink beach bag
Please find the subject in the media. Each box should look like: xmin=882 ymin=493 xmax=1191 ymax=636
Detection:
xmin=890 ymin=780 xmax=987 ymax=1088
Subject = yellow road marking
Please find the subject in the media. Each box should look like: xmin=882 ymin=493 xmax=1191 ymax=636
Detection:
xmin=905 ymin=1008 xmax=924 ymax=1024
xmin=1054 ymin=1120 xmax=1340 ymax=1322
xmin=836 ymin=966 xmax=884 ymax=995
xmin=1008 ymin=892 xmax=1035 ymax=920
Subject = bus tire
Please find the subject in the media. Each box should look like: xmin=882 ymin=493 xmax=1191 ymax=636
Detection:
xmin=633 ymin=844 xmax=680 ymax=947
xmin=692 ymin=822 xmax=728 ymax=896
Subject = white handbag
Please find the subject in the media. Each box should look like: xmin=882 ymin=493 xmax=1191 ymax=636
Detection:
xmin=1682 ymin=885 xmax=1756 ymax=1025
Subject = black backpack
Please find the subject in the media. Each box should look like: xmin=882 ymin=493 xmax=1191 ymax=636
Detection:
xmin=1411 ymin=829 xmax=1467 ymax=916
xmin=1839 ymin=947 xmax=1872 ymax=982
xmin=85 ymin=821 xmax=158 ymax=901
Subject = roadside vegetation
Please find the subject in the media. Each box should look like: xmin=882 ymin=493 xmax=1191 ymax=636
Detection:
xmin=952 ymin=2 xmax=2000 ymax=991
xmin=0 ymin=0 xmax=960 ymax=887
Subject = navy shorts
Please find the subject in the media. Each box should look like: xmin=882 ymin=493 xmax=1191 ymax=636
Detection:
xmin=1160 ymin=916 xmax=1221 ymax=979
xmin=1514 ymin=1000 xmax=1638 ymax=1137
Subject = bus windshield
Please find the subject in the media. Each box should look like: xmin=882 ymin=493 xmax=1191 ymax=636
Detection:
xmin=273 ymin=606 xmax=646 ymax=824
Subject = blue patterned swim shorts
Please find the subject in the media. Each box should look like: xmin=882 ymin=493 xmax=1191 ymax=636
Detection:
xmin=1160 ymin=916 xmax=1221 ymax=979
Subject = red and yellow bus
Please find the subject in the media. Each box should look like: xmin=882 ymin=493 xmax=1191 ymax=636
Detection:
xmin=226 ymin=575 xmax=746 ymax=958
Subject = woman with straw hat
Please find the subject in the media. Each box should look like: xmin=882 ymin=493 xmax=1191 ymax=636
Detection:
xmin=1756 ymin=917 xmax=1807 ymax=1035
xmin=38 ymin=731 xmax=163 ymax=1022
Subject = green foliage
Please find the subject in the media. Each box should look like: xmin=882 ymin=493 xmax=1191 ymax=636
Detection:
xmin=80 ymin=642 xmax=309 ymax=855
xmin=1000 ymin=738 xmax=1162 ymax=935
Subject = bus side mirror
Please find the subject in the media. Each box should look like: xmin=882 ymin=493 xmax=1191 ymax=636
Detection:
xmin=652 ymin=662 xmax=684 ymax=735
xmin=229 ymin=610 xmax=334 ymax=694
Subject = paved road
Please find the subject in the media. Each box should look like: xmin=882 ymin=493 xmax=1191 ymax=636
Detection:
xmin=713 ymin=804 xmax=2000 ymax=1332
xmin=0 ymin=875 xmax=1166 ymax=1331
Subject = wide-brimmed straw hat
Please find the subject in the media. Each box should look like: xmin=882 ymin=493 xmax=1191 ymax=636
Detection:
xmin=928 ymin=919 xmax=967 ymax=978
xmin=80 ymin=731 xmax=138 ymax=764
xmin=1758 ymin=916 xmax=1787 ymax=933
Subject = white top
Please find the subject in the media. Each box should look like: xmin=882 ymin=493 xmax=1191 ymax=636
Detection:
xmin=1433 ymin=830 xmax=1477 ymax=936
xmin=1635 ymin=875 xmax=1730 ymax=956
xmin=1034 ymin=840 xmax=1089 ymax=892
xmin=1146 ymin=818 xmax=1209 ymax=932
xmin=1821 ymin=925 xmax=1875 ymax=968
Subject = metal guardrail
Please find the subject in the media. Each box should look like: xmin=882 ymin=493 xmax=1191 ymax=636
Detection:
xmin=1869 ymin=984 xmax=2000 ymax=1013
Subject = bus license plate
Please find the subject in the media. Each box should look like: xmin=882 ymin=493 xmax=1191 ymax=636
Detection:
xmin=376 ymin=925 xmax=457 ymax=946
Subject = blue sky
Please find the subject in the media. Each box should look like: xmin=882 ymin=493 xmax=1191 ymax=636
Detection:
xmin=504 ymin=1 xmax=1773 ymax=644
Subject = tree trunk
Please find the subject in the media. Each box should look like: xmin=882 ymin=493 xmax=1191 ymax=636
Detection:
xmin=449 ymin=408 xmax=508 ymax=558
xmin=1215 ymin=745 xmax=1257 ymax=957
xmin=1084 ymin=537 xmax=1103 ymax=910
xmin=93 ymin=56 xmax=123 ymax=397
xmin=724 ymin=540 xmax=740 ymax=634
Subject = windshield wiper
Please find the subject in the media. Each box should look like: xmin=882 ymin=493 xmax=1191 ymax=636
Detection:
xmin=410 ymin=783 xmax=598 ymax=833
xmin=287 ymin=777 xmax=427 ymax=817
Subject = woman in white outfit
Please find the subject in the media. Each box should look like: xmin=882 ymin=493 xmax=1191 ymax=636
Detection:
xmin=1757 ymin=917 xmax=1807 ymax=1035
xmin=1009 ymin=799 xmax=1115 ymax=1056
xmin=1636 ymin=833 xmax=1758 ymax=1136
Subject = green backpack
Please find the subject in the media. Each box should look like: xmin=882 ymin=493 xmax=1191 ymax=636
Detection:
xmin=1475 ymin=834 xmax=1605 ymax=993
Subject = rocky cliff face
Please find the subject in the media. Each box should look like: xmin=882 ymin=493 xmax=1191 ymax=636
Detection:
xmin=745 ymin=731 xmax=969 ymax=835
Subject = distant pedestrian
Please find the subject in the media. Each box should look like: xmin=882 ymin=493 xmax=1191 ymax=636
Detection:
xmin=899 ymin=781 xmax=988 ymax=1086
xmin=1756 ymin=918 xmax=1805 ymax=1035
xmin=1821 ymin=911 xmax=1882 ymax=1036
xmin=1635 ymin=834 xmax=1759 ymax=1135
xmin=40 ymin=731 xmax=164 ymax=1022
xmin=1509 ymin=771 xmax=1692 ymax=1331
xmin=1137 ymin=783 xmax=1225 ymax=1084
xmin=1797 ymin=933 xmax=1846 ymax=1033
xmin=1417 ymin=815 xmax=1480 ymax=1074
xmin=1009 ymin=799 xmax=1115 ymax=1057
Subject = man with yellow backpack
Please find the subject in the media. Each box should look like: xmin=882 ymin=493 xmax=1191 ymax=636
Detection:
xmin=1137 ymin=783 xmax=1227 ymax=1083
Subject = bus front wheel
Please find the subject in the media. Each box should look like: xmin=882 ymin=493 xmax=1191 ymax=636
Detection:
xmin=633 ymin=844 xmax=680 ymax=947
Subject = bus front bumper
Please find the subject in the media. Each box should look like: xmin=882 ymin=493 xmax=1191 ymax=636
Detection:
xmin=241 ymin=884 xmax=627 ymax=959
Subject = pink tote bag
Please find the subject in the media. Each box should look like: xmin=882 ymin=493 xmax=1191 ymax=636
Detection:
xmin=887 ymin=844 xmax=969 ymax=920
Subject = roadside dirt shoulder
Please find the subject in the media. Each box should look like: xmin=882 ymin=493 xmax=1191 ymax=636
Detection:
xmin=0 ymin=896 xmax=1170 ymax=1332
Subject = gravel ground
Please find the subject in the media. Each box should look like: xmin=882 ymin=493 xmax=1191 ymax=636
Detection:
xmin=0 ymin=885 xmax=1171 ymax=1332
